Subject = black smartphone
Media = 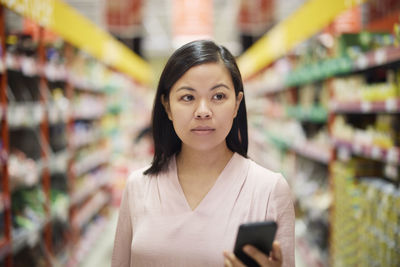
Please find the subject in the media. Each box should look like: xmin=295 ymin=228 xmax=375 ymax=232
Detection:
xmin=233 ymin=221 xmax=278 ymax=267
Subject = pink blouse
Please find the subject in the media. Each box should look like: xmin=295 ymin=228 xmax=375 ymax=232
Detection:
xmin=112 ymin=153 xmax=295 ymax=267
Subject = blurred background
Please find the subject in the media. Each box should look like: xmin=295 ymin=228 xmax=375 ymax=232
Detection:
xmin=0 ymin=0 xmax=399 ymax=266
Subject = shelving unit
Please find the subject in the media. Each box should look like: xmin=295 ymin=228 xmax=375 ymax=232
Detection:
xmin=240 ymin=0 xmax=400 ymax=266
xmin=0 ymin=1 xmax=152 ymax=266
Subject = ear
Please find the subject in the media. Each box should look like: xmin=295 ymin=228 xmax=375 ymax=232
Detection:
xmin=161 ymin=94 xmax=172 ymax=120
xmin=233 ymin=92 xmax=243 ymax=118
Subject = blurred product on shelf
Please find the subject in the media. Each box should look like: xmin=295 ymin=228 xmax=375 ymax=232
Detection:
xmin=331 ymin=69 xmax=399 ymax=104
xmin=332 ymin=115 xmax=400 ymax=151
xmin=11 ymin=186 xmax=46 ymax=253
xmin=8 ymin=150 xmax=40 ymax=191
xmin=332 ymin=161 xmax=400 ymax=267
xmin=71 ymin=166 xmax=110 ymax=206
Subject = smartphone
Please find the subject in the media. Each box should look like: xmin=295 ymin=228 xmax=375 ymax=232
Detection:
xmin=233 ymin=221 xmax=278 ymax=267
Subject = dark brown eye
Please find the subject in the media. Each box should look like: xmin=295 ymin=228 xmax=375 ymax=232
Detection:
xmin=182 ymin=95 xmax=194 ymax=101
xmin=213 ymin=93 xmax=225 ymax=101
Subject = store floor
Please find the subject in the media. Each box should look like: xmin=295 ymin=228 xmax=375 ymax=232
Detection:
xmin=80 ymin=209 xmax=307 ymax=267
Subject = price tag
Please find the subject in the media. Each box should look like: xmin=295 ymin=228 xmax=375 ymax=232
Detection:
xmin=387 ymin=148 xmax=399 ymax=164
xmin=385 ymin=99 xmax=397 ymax=112
xmin=384 ymin=164 xmax=398 ymax=181
xmin=6 ymin=53 xmax=17 ymax=70
xmin=33 ymin=104 xmax=45 ymax=124
xmin=371 ymin=146 xmax=382 ymax=160
xmin=21 ymin=57 xmax=37 ymax=77
xmin=374 ymin=49 xmax=387 ymax=65
xmin=338 ymin=146 xmax=351 ymax=161
xmin=15 ymin=105 xmax=25 ymax=126
xmin=353 ymin=143 xmax=363 ymax=155
xmin=361 ymin=102 xmax=372 ymax=112
xmin=330 ymin=101 xmax=338 ymax=111
xmin=27 ymin=228 xmax=40 ymax=247
xmin=356 ymin=56 xmax=368 ymax=69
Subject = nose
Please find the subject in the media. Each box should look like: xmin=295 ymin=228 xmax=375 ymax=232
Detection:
xmin=195 ymin=100 xmax=212 ymax=119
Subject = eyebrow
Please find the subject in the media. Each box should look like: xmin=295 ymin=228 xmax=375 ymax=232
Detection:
xmin=176 ymin=83 xmax=231 ymax=92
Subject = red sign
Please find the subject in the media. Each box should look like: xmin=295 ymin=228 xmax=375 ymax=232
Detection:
xmin=106 ymin=0 xmax=143 ymax=37
xmin=172 ymin=0 xmax=213 ymax=47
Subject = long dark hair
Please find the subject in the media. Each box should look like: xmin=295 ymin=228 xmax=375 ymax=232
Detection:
xmin=144 ymin=40 xmax=248 ymax=175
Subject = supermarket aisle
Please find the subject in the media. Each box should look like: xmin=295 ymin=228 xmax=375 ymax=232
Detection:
xmin=1 ymin=0 xmax=400 ymax=266
xmin=80 ymin=209 xmax=118 ymax=267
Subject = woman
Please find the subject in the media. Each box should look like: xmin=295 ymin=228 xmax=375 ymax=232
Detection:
xmin=112 ymin=40 xmax=295 ymax=267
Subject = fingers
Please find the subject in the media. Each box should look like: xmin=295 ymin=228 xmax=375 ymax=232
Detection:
xmin=270 ymin=242 xmax=282 ymax=262
xmin=224 ymin=242 xmax=283 ymax=267
xmin=244 ymin=242 xmax=283 ymax=267
xmin=224 ymin=258 xmax=233 ymax=267
xmin=243 ymin=245 xmax=270 ymax=266
xmin=223 ymin=251 xmax=246 ymax=267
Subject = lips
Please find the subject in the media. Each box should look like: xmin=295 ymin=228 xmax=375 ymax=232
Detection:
xmin=191 ymin=126 xmax=215 ymax=135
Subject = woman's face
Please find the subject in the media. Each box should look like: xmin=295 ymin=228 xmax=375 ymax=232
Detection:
xmin=163 ymin=62 xmax=243 ymax=153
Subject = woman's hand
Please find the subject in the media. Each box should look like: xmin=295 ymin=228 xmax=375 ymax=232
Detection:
xmin=223 ymin=241 xmax=282 ymax=267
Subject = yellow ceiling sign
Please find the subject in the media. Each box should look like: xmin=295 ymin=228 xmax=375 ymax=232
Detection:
xmin=237 ymin=0 xmax=366 ymax=80
xmin=0 ymin=0 xmax=152 ymax=85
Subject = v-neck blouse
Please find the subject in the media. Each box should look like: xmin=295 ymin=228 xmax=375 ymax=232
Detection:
xmin=112 ymin=153 xmax=295 ymax=267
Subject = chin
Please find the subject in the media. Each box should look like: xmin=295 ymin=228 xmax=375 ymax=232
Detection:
xmin=184 ymin=140 xmax=228 ymax=153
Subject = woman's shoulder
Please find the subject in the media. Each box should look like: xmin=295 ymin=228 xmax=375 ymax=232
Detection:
xmin=247 ymin=158 xmax=282 ymax=180
xmin=246 ymin=158 xmax=291 ymax=192
xmin=126 ymin=165 xmax=152 ymax=185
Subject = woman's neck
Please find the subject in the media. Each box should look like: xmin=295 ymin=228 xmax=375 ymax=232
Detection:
xmin=176 ymin=145 xmax=234 ymax=180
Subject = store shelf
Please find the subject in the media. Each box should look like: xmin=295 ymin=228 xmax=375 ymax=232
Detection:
xmin=71 ymin=130 xmax=103 ymax=149
xmin=286 ymin=57 xmax=352 ymax=87
xmin=287 ymin=106 xmax=328 ymax=123
xmin=6 ymin=55 xmax=41 ymax=78
xmin=1 ymin=0 xmax=152 ymax=84
xmin=70 ymin=168 xmax=110 ymax=206
xmin=12 ymin=218 xmax=48 ymax=254
xmin=330 ymin=99 xmax=400 ymax=113
xmin=49 ymin=150 xmax=70 ymax=175
xmin=72 ymin=149 xmax=109 ymax=177
xmin=72 ymin=99 xmax=107 ymax=120
xmin=50 ymin=194 xmax=69 ymax=222
xmin=292 ymin=142 xmax=332 ymax=164
xmin=241 ymin=1 xmax=400 ymax=266
xmin=72 ymin=191 xmax=109 ymax=230
xmin=237 ymin=0 xmax=365 ymax=80
xmin=7 ymin=103 xmax=45 ymax=129
xmin=0 ymin=1 xmax=150 ymax=265
xmin=9 ymin=158 xmax=45 ymax=192
xmin=265 ymin=131 xmax=331 ymax=164
xmin=73 ymin=85 xmax=105 ymax=95
xmin=48 ymin=102 xmax=69 ymax=125
xmin=73 ymin=113 xmax=106 ymax=121
xmin=333 ymin=138 xmax=400 ymax=165
xmin=44 ymin=63 xmax=67 ymax=82
xmin=285 ymin=46 xmax=400 ymax=88
xmin=353 ymin=46 xmax=400 ymax=71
